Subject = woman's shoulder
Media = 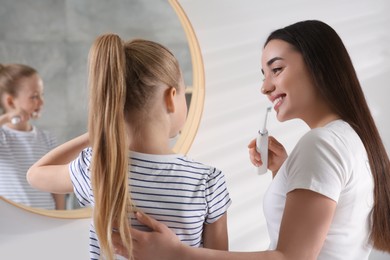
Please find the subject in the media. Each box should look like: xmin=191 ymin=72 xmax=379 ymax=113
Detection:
xmin=300 ymin=120 xmax=360 ymax=150
xmin=292 ymin=120 xmax=364 ymax=172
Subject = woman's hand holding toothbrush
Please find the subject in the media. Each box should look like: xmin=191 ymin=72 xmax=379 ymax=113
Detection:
xmin=248 ymin=136 xmax=288 ymax=177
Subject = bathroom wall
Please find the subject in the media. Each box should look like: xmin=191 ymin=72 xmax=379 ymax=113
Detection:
xmin=0 ymin=0 xmax=191 ymax=144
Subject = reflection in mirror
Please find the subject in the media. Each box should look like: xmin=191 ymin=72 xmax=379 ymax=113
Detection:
xmin=0 ymin=0 xmax=203 ymax=212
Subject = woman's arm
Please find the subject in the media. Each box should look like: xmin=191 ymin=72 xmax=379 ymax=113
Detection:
xmin=202 ymin=213 xmax=228 ymax=250
xmin=129 ymin=189 xmax=336 ymax=260
xmin=275 ymin=189 xmax=336 ymax=259
xmin=27 ymin=133 xmax=89 ymax=194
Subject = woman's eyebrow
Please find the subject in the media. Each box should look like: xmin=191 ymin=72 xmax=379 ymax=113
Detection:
xmin=267 ymin=57 xmax=283 ymax=66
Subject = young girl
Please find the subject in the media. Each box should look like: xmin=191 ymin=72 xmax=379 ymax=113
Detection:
xmin=27 ymin=35 xmax=231 ymax=260
xmin=0 ymin=63 xmax=64 ymax=210
xmin=123 ymin=20 xmax=390 ymax=260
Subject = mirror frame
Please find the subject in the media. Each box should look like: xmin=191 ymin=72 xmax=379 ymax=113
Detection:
xmin=0 ymin=0 xmax=205 ymax=219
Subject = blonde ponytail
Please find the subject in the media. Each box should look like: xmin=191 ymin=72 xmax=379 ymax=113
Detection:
xmin=88 ymin=34 xmax=133 ymax=260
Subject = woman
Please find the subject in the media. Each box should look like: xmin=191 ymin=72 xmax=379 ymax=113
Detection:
xmin=125 ymin=20 xmax=390 ymax=260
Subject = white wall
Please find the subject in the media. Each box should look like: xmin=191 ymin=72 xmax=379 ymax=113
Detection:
xmin=0 ymin=198 xmax=90 ymax=259
xmin=179 ymin=0 xmax=390 ymax=258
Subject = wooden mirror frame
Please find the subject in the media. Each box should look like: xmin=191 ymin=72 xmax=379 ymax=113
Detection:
xmin=0 ymin=0 xmax=204 ymax=219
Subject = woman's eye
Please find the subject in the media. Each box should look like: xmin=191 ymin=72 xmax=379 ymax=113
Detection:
xmin=272 ymin=67 xmax=282 ymax=74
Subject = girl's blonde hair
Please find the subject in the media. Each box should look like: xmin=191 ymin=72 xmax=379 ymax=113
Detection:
xmin=0 ymin=63 xmax=37 ymax=112
xmin=87 ymin=34 xmax=181 ymax=260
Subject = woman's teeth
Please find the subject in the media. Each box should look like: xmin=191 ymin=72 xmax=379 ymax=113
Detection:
xmin=273 ymin=96 xmax=284 ymax=107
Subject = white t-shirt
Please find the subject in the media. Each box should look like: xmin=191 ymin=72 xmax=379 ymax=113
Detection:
xmin=0 ymin=125 xmax=57 ymax=209
xmin=263 ymin=120 xmax=374 ymax=260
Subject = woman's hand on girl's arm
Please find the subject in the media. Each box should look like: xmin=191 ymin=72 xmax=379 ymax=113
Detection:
xmin=129 ymin=212 xmax=186 ymax=260
xmin=27 ymin=133 xmax=89 ymax=193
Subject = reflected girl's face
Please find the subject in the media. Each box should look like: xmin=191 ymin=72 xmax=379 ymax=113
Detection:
xmin=13 ymin=73 xmax=44 ymax=118
xmin=261 ymin=39 xmax=321 ymax=124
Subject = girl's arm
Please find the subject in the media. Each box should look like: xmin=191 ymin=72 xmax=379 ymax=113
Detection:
xmin=52 ymin=193 xmax=66 ymax=210
xmin=0 ymin=113 xmax=12 ymax=125
xmin=27 ymin=133 xmax=89 ymax=194
xmin=129 ymin=189 xmax=336 ymax=260
xmin=202 ymin=213 xmax=228 ymax=250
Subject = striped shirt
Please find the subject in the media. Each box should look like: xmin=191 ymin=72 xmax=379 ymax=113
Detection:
xmin=0 ymin=125 xmax=57 ymax=209
xmin=70 ymin=148 xmax=232 ymax=260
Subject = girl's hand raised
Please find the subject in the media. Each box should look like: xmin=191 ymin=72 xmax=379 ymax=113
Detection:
xmin=248 ymin=135 xmax=288 ymax=177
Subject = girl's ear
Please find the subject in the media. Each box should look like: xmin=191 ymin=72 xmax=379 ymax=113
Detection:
xmin=165 ymin=87 xmax=176 ymax=113
xmin=2 ymin=93 xmax=15 ymax=110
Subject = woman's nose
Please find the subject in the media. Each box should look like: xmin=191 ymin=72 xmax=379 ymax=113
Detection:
xmin=261 ymin=77 xmax=275 ymax=95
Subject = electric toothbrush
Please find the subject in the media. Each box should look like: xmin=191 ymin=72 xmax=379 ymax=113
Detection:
xmin=256 ymin=106 xmax=271 ymax=174
xmin=11 ymin=112 xmax=39 ymax=125
xmin=11 ymin=116 xmax=21 ymax=125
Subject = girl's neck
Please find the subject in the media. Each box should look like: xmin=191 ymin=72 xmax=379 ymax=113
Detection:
xmin=5 ymin=122 xmax=33 ymax=132
xmin=130 ymin=139 xmax=173 ymax=155
xmin=128 ymin=124 xmax=174 ymax=155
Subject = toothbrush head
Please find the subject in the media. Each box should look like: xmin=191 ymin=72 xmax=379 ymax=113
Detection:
xmin=261 ymin=106 xmax=272 ymax=133
xmin=11 ymin=116 xmax=21 ymax=125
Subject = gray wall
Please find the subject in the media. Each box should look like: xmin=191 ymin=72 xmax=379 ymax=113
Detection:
xmin=0 ymin=0 xmax=192 ymax=144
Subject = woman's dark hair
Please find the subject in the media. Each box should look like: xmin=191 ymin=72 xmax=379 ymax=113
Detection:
xmin=265 ymin=20 xmax=390 ymax=252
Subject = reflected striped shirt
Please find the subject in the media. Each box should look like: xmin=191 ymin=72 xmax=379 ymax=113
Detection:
xmin=70 ymin=148 xmax=232 ymax=260
xmin=0 ymin=125 xmax=57 ymax=209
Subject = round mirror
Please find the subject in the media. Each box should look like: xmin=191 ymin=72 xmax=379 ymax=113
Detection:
xmin=0 ymin=0 xmax=204 ymax=217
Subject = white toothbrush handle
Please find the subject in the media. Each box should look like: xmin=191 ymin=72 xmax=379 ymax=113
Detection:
xmin=256 ymin=131 xmax=268 ymax=175
xmin=11 ymin=116 xmax=21 ymax=125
